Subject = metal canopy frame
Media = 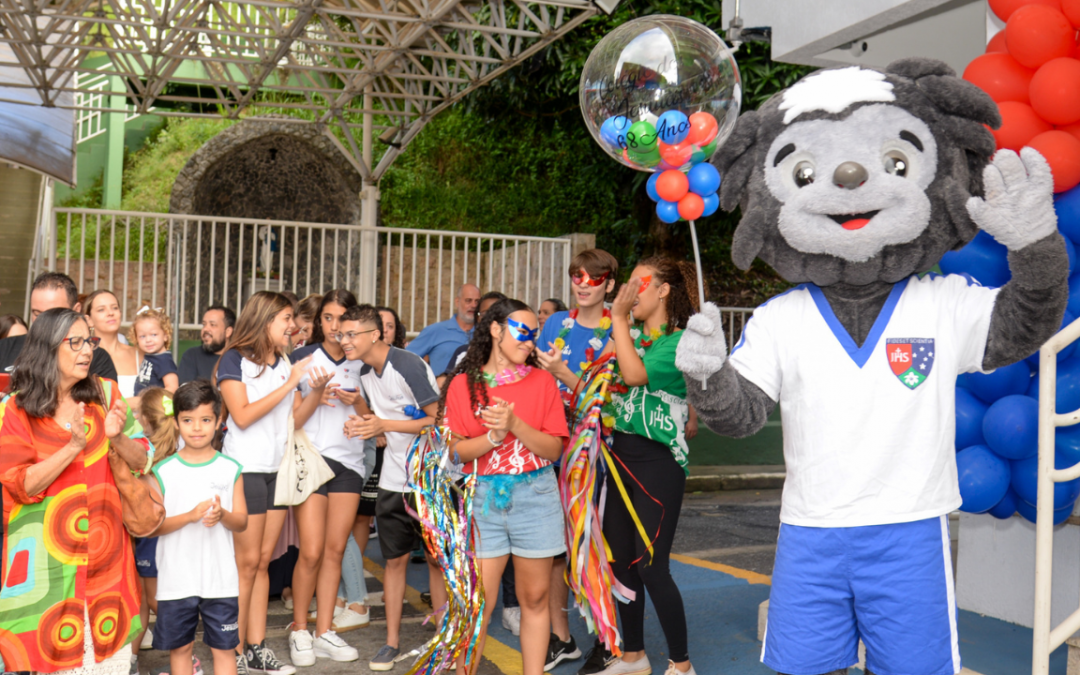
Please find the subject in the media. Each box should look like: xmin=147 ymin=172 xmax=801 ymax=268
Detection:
xmin=0 ymin=0 xmax=599 ymax=179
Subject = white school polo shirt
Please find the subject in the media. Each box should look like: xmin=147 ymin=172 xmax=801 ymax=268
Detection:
xmin=728 ymin=273 xmax=999 ymax=528
xmin=358 ymin=347 xmax=440 ymax=493
xmin=217 ymin=349 xmax=293 ymax=473
xmin=154 ymin=453 xmax=243 ymax=600
xmin=292 ymin=343 xmax=367 ymax=477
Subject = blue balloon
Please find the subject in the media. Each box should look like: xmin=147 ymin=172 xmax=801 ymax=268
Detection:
xmin=1055 ymin=184 xmax=1080 ymax=246
xmin=646 ymin=173 xmax=661 ymax=202
xmin=1027 ymin=355 xmax=1080 ymax=414
xmin=957 ymin=445 xmax=1012 ymax=513
xmin=1057 ymin=423 xmax=1080 ymax=467
xmin=961 ymin=360 xmax=1031 ymax=404
xmin=656 ymin=200 xmax=680 ymax=224
xmin=1067 ymin=235 xmax=1077 ymax=276
xmin=701 ymin=192 xmax=720 ymax=218
xmin=988 ymin=488 xmax=1018 ymax=519
xmin=956 ymin=387 xmax=989 ymax=451
xmin=983 ymin=395 xmax=1039 ymax=460
xmin=939 ymin=231 xmax=1011 ymax=288
xmin=600 ymin=116 xmax=630 ymax=149
xmin=1011 ymin=452 xmax=1080 ymax=510
xmin=1014 ymin=497 xmax=1074 ymax=525
xmin=1067 ymin=275 xmax=1080 ymax=317
xmin=1024 ymin=310 xmax=1077 ymax=368
xmin=687 ymin=163 xmax=721 ymax=196
xmin=655 ymin=110 xmax=690 ymax=145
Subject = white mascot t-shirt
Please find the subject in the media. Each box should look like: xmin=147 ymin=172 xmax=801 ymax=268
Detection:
xmin=729 ymin=273 xmax=999 ymax=527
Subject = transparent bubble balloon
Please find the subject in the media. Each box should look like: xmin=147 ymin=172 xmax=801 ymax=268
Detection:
xmin=580 ymin=15 xmax=741 ymax=173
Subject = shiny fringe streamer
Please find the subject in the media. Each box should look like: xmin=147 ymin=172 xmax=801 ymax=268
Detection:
xmin=559 ymin=354 xmax=641 ymax=657
xmin=404 ymin=425 xmax=484 ymax=675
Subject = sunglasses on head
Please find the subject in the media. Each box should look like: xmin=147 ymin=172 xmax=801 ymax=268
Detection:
xmin=506 ymin=317 xmax=538 ymax=343
xmin=571 ymin=270 xmax=611 ymax=287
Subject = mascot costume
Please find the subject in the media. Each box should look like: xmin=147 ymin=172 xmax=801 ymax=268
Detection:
xmin=675 ymin=58 xmax=1070 ymax=675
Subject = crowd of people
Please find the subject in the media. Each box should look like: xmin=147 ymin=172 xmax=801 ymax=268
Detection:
xmin=0 ymin=248 xmax=702 ymax=675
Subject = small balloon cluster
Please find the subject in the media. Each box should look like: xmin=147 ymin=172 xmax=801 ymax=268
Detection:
xmin=949 ymin=190 xmax=1080 ymax=524
xmin=965 ymin=0 xmax=1080 ymax=193
xmin=599 ymin=110 xmax=724 ymax=222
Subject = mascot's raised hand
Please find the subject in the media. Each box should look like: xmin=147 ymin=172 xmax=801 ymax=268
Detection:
xmin=675 ymin=302 xmax=726 ymax=383
xmin=967 ymin=147 xmax=1058 ymax=252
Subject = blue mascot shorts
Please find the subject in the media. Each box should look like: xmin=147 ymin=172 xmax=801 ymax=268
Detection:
xmin=762 ymin=515 xmax=960 ymax=675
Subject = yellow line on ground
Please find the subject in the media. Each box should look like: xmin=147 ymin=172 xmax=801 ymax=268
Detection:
xmin=669 ymin=553 xmax=773 ymax=586
xmin=364 ymin=557 xmax=524 ymax=675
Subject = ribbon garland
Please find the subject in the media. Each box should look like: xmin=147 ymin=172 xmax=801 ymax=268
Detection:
xmin=559 ymin=353 xmax=661 ymax=656
xmin=403 ymin=425 xmax=485 ymax=675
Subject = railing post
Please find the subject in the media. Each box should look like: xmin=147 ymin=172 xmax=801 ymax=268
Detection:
xmin=357 ymin=183 xmax=379 ymax=305
xmin=1034 ymin=340 xmax=1058 ymax=675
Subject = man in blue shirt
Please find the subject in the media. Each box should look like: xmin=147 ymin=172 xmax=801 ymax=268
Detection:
xmin=406 ymin=283 xmax=480 ymax=374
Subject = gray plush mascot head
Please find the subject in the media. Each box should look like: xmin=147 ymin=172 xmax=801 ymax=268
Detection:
xmin=715 ymin=58 xmax=1001 ymax=286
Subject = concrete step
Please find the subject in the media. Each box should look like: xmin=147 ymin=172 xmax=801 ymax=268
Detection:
xmin=686 ymin=465 xmax=785 ymax=493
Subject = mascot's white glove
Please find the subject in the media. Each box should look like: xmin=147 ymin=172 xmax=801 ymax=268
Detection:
xmin=966 ymin=147 xmax=1058 ymax=251
xmin=676 ymin=302 xmax=728 ymax=383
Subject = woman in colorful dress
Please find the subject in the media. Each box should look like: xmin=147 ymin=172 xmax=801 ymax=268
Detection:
xmin=598 ymin=256 xmax=699 ymax=675
xmin=0 ymin=308 xmax=154 ymax=675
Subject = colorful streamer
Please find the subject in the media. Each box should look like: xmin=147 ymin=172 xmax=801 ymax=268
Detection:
xmin=559 ymin=354 xmax=636 ymax=656
xmin=404 ymin=425 xmax=485 ymax=675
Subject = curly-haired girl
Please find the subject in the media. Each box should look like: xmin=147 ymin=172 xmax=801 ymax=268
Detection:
xmin=129 ymin=304 xmax=178 ymax=394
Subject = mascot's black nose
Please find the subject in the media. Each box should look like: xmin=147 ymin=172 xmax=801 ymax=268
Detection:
xmin=833 ymin=161 xmax=869 ymax=190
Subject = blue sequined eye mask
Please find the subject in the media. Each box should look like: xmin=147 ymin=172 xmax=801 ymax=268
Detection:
xmin=506 ymin=317 xmax=538 ymax=343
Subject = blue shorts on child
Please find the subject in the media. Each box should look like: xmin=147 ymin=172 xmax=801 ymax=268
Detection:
xmin=152 ymin=597 xmax=240 ymax=651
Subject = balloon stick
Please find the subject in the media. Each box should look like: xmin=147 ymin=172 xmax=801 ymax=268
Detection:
xmin=689 ymin=220 xmax=708 ymax=391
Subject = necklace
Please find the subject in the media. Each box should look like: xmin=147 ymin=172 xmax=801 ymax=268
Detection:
xmin=482 ymin=364 xmax=532 ymax=387
xmin=553 ymin=308 xmax=613 ymax=373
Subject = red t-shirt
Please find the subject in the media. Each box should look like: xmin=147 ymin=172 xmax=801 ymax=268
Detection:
xmin=445 ymin=367 xmax=569 ymax=476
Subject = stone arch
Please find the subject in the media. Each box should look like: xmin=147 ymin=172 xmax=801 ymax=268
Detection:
xmin=169 ymin=117 xmax=362 ymax=224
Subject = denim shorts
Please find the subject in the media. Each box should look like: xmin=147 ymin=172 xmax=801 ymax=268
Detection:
xmin=473 ymin=466 xmax=566 ymax=559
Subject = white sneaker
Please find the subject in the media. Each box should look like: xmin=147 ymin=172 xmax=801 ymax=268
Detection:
xmin=306 ymin=604 xmax=344 ymax=622
xmin=501 ymin=606 xmax=521 ymax=636
xmin=333 ymin=606 xmax=370 ymax=633
xmin=312 ymin=630 xmax=359 ymax=662
xmin=662 ymin=662 xmax=694 ymax=675
xmin=288 ymin=628 xmax=316 ymax=667
xmin=595 ymin=655 xmax=652 ymax=675
xmin=140 ymin=628 xmax=153 ymax=650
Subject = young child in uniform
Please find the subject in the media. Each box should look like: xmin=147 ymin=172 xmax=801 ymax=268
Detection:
xmin=130 ymin=305 xmax=179 ymax=395
xmin=152 ymin=380 xmax=249 ymax=675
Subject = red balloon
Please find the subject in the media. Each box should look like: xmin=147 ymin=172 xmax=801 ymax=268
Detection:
xmin=1027 ymin=129 xmax=1080 ymax=191
xmin=1058 ymin=121 xmax=1080 ymax=142
xmin=994 ymin=101 xmax=1055 ymax=150
xmin=655 ymin=170 xmax=689 ymax=202
xmin=1006 ymin=5 xmax=1076 ymax=68
xmin=987 ymin=31 xmax=1010 ymax=53
xmin=1030 ymin=58 xmax=1080 ymax=125
xmin=658 ymin=140 xmax=693 ymax=168
xmin=1064 ymin=0 xmax=1080 ymax=26
xmin=685 ymin=112 xmax=719 ymax=147
xmin=990 ymin=0 xmax=1061 ymax=21
xmin=677 ymin=193 xmax=705 ymax=221
xmin=964 ymin=52 xmax=1035 ymax=103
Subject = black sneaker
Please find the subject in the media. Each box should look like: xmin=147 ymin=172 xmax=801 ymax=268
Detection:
xmin=577 ymin=638 xmax=616 ymax=675
xmin=246 ymin=640 xmax=297 ymax=675
xmin=545 ymin=634 xmax=582 ymax=671
xmin=410 ymin=548 xmax=426 ymax=564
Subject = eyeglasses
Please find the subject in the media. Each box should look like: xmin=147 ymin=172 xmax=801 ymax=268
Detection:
xmin=505 ymin=317 xmax=538 ymax=343
xmin=637 ymin=275 xmax=653 ymax=294
xmin=570 ymin=270 xmax=611 ymax=287
xmin=62 ymin=336 xmax=101 ymax=351
xmin=334 ymin=329 xmax=379 ymax=343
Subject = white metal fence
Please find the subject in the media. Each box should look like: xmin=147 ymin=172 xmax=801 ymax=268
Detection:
xmin=1033 ymin=317 xmax=1080 ymax=674
xmin=33 ymin=209 xmax=574 ymax=341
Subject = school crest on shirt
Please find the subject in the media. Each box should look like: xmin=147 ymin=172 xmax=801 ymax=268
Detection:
xmin=886 ymin=338 xmax=935 ymax=390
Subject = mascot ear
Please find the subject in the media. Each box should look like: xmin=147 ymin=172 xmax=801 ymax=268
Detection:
xmin=713 ymin=110 xmax=761 ymax=212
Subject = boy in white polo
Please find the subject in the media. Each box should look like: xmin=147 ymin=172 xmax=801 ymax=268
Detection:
xmin=338 ymin=304 xmax=443 ymax=672
xmin=153 ymin=380 xmax=248 ymax=675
